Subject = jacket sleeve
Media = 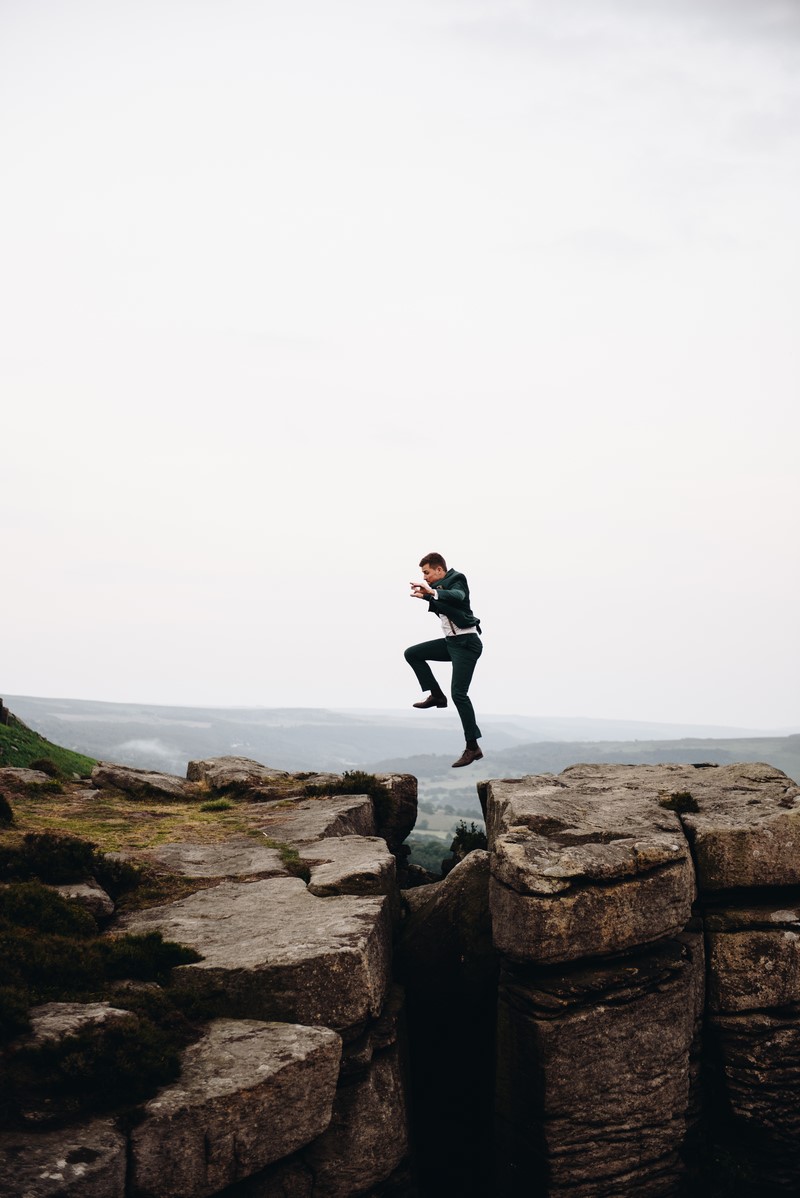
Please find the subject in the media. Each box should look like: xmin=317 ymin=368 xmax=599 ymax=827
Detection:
xmin=431 ymin=584 xmax=466 ymax=604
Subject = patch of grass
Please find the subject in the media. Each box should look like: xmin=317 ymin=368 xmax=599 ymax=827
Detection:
xmin=658 ymin=790 xmax=700 ymax=814
xmin=0 ymin=716 xmax=96 ymax=778
xmin=199 ymin=798 xmax=234 ymax=812
xmin=262 ymin=837 xmax=311 ymax=882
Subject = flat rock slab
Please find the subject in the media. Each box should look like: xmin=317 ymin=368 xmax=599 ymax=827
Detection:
xmin=115 ymin=877 xmax=391 ymax=1033
xmin=24 ymin=1002 xmax=134 ymax=1047
xmin=486 ymin=768 xmax=695 ymax=963
xmin=0 ymin=767 xmax=52 ymax=791
xmin=706 ymin=900 xmax=800 ymax=1013
xmin=299 ymin=836 xmax=396 ymax=897
xmin=676 ymin=762 xmax=800 ymax=889
xmin=92 ymin=763 xmax=191 ymax=800
xmin=139 ymin=838 xmax=288 ymax=879
xmin=0 ymin=1118 xmax=126 ymax=1198
xmin=257 ymin=796 xmax=376 ymax=845
xmin=130 ymin=1019 xmax=341 ymax=1198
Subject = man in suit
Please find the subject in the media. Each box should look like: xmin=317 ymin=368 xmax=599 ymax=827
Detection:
xmin=405 ymin=551 xmax=484 ymax=768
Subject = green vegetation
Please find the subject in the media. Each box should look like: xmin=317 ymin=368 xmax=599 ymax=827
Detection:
xmin=0 ymin=716 xmax=96 ymax=778
xmin=199 ymin=797 xmax=234 ymax=812
xmin=262 ymin=837 xmax=310 ymax=882
xmin=451 ymin=820 xmax=488 ymax=855
xmin=406 ymin=835 xmax=448 ymax=874
xmin=659 ymin=790 xmax=700 ymax=814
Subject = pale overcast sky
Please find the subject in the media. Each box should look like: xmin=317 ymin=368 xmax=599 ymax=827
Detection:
xmin=3 ymin=0 xmax=798 ymax=730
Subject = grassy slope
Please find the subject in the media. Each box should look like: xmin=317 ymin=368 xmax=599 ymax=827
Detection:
xmin=0 ymin=716 xmax=96 ymax=777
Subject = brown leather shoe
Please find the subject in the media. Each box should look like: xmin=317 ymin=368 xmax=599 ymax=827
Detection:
xmin=451 ymin=747 xmax=484 ymax=768
xmin=413 ymin=694 xmax=447 ymax=709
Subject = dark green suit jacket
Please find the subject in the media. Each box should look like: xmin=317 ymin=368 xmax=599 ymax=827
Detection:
xmin=428 ymin=569 xmax=481 ymax=632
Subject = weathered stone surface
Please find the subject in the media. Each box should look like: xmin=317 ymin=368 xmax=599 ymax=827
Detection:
xmin=54 ymin=878 xmax=114 ymax=919
xmin=371 ymin=773 xmax=417 ymax=853
xmin=91 ymin=762 xmax=191 ymax=800
xmin=400 ymin=880 xmax=441 ymax=918
xmin=139 ymin=838 xmax=287 ymax=879
xmin=223 ymin=1156 xmax=313 ymax=1196
xmin=130 ymin=1020 xmax=341 ymax=1198
xmin=115 ymin=878 xmax=391 ymax=1034
xmin=707 ymin=901 xmax=800 ymax=1012
xmin=24 ymin=1002 xmax=134 ymax=1047
xmin=711 ymin=1007 xmax=800 ymax=1190
xmin=257 ymin=795 xmax=376 ymax=845
xmin=304 ymin=1044 xmax=410 ymax=1198
xmin=486 ymin=769 xmax=695 ymax=963
xmin=678 ymin=762 xmax=800 ymax=890
xmin=299 ymin=836 xmax=396 ymax=898
xmin=495 ymin=933 xmax=705 ymax=1196
xmin=0 ymin=1118 xmax=126 ymax=1198
xmin=398 ymin=851 xmax=495 ymax=993
xmin=186 ymin=756 xmax=290 ymax=791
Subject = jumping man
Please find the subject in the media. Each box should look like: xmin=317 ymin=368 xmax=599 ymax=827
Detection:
xmin=405 ymin=551 xmax=484 ymax=767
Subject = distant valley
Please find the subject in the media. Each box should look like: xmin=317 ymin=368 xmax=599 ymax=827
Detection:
xmin=7 ymin=695 xmax=798 ymax=829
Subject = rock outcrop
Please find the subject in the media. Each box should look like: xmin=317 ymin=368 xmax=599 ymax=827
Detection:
xmin=482 ymin=762 xmax=800 ymax=1196
xmin=4 ymin=749 xmax=800 ymax=1198
xmin=0 ymin=756 xmax=417 ymax=1198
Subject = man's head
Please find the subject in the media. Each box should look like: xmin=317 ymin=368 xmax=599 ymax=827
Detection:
xmin=419 ymin=552 xmax=447 ymax=585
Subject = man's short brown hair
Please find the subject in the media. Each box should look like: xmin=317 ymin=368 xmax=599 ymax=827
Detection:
xmin=419 ymin=552 xmax=447 ymax=570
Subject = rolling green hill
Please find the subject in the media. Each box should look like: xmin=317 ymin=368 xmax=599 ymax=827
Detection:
xmin=0 ymin=712 xmax=96 ymax=778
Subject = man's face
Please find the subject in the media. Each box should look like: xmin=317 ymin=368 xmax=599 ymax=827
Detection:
xmin=421 ymin=563 xmax=446 ymax=586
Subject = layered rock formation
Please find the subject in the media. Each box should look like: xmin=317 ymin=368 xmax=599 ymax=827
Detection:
xmin=0 ymin=758 xmax=417 ymax=1198
xmin=481 ymin=762 xmax=800 ymax=1196
xmin=3 ymin=755 xmax=799 ymax=1197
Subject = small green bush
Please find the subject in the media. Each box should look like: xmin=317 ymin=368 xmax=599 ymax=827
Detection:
xmin=3 ymin=1014 xmax=186 ymax=1123
xmin=28 ymin=758 xmax=66 ymax=780
xmin=102 ymin=932 xmax=201 ymax=983
xmin=659 ymin=791 xmax=700 ymax=814
xmin=199 ymin=798 xmax=234 ymax=812
xmin=450 ymin=820 xmax=488 ymax=855
xmin=0 ymin=882 xmax=98 ymax=938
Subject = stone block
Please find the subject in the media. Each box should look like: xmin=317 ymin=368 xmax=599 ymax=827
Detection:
xmin=706 ymin=901 xmax=800 ymax=1012
xmin=186 ymin=756 xmax=290 ymax=792
xmin=115 ymin=878 xmax=391 ymax=1035
xmin=678 ymin=762 xmax=800 ymax=890
xmin=129 ymin=1020 xmax=341 ymax=1198
xmin=495 ymin=933 xmax=705 ymax=1196
xmin=486 ymin=770 xmax=695 ymax=963
xmin=91 ymin=763 xmax=191 ymax=800
xmin=257 ymin=795 xmax=377 ymax=845
xmin=304 ymin=1043 xmax=410 ymax=1198
xmin=299 ymin=836 xmax=396 ymax=898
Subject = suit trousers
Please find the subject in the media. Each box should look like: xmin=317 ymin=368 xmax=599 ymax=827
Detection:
xmin=404 ymin=633 xmax=483 ymax=742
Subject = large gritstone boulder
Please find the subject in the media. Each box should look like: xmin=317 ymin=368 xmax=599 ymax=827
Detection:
xmin=115 ymin=877 xmax=391 ymax=1037
xmin=485 ymin=767 xmax=696 ymax=963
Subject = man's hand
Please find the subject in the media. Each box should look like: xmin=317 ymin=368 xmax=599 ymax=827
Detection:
xmin=410 ymin=582 xmax=435 ymax=600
